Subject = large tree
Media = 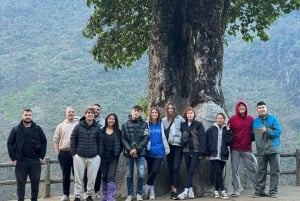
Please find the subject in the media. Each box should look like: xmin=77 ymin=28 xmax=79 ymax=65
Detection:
xmin=83 ymin=0 xmax=299 ymax=110
xmin=83 ymin=0 xmax=299 ymax=195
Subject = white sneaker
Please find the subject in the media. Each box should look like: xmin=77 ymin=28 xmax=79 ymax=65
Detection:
xmin=221 ymin=191 xmax=229 ymax=200
xmin=83 ymin=192 xmax=88 ymax=200
xmin=188 ymin=190 xmax=194 ymax=199
xmin=143 ymin=184 xmax=150 ymax=198
xmin=149 ymin=188 xmax=155 ymax=200
xmin=136 ymin=194 xmax=143 ymax=201
xmin=60 ymin=195 xmax=70 ymax=201
xmin=214 ymin=191 xmax=220 ymax=198
xmin=178 ymin=191 xmax=188 ymax=200
xmin=95 ymin=191 xmax=101 ymax=199
xmin=125 ymin=195 xmax=133 ymax=201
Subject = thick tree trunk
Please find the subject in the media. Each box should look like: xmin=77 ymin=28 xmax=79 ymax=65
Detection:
xmin=148 ymin=0 xmax=229 ymax=111
xmin=147 ymin=0 xmax=230 ymax=196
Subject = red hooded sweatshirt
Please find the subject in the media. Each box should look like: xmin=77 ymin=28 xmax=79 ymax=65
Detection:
xmin=228 ymin=100 xmax=254 ymax=151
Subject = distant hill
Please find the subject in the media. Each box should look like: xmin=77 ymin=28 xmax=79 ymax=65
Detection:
xmin=0 ymin=0 xmax=299 ymax=194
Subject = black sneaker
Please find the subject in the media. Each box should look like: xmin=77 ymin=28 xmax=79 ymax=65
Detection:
xmin=74 ymin=198 xmax=80 ymax=201
xmin=172 ymin=192 xmax=179 ymax=200
xmin=252 ymin=192 xmax=267 ymax=198
xmin=86 ymin=196 xmax=93 ymax=201
xmin=169 ymin=191 xmax=175 ymax=199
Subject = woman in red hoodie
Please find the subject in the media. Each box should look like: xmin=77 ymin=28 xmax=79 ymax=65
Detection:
xmin=228 ymin=100 xmax=257 ymax=197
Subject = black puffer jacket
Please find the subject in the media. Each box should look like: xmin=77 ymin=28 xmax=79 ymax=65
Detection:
xmin=206 ymin=124 xmax=233 ymax=161
xmin=100 ymin=127 xmax=123 ymax=158
xmin=121 ymin=116 xmax=148 ymax=157
xmin=70 ymin=117 xmax=101 ymax=158
xmin=7 ymin=121 xmax=47 ymax=161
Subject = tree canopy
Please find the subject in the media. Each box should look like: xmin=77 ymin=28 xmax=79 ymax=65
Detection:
xmin=83 ymin=0 xmax=300 ymax=70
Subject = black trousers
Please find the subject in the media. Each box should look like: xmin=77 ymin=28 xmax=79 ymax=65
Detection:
xmin=183 ymin=152 xmax=200 ymax=188
xmin=101 ymin=158 xmax=119 ymax=182
xmin=145 ymin=156 xmax=163 ymax=185
xmin=58 ymin=151 xmax=73 ymax=196
xmin=167 ymin=145 xmax=183 ymax=188
xmin=210 ymin=160 xmax=226 ymax=191
xmin=15 ymin=160 xmax=41 ymax=201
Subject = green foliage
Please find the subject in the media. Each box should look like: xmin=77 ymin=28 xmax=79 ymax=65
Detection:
xmin=137 ymin=96 xmax=148 ymax=120
xmin=84 ymin=0 xmax=300 ymax=69
xmin=228 ymin=0 xmax=300 ymax=42
xmin=83 ymin=0 xmax=152 ymax=70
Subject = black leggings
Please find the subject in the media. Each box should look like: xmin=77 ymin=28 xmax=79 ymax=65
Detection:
xmin=183 ymin=152 xmax=200 ymax=188
xmin=210 ymin=160 xmax=226 ymax=191
xmin=167 ymin=145 xmax=183 ymax=188
xmin=146 ymin=156 xmax=163 ymax=185
xmin=101 ymin=158 xmax=119 ymax=182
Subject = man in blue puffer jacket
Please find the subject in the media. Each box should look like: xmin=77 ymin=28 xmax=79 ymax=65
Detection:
xmin=252 ymin=101 xmax=281 ymax=198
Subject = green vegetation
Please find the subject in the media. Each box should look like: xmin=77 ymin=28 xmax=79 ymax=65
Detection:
xmin=84 ymin=0 xmax=300 ymax=69
xmin=0 ymin=2 xmax=299 ymax=196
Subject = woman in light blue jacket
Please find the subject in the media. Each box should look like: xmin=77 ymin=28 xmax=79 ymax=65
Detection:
xmin=161 ymin=103 xmax=185 ymax=199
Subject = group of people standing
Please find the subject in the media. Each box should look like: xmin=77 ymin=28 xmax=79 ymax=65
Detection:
xmin=7 ymin=100 xmax=282 ymax=201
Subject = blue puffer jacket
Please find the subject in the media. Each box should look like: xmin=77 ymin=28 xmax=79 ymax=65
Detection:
xmin=252 ymin=113 xmax=281 ymax=155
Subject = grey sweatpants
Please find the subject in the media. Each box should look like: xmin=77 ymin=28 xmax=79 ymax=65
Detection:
xmin=231 ymin=150 xmax=258 ymax=192
xmin=73 ymin=154 xmax=101 ymax=197
xmin=256 ymin=153 xmax=280 ymax=194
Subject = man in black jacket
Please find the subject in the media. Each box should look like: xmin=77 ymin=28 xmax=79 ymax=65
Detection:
xmin=7 ymin=108 xmax=47 ymax=201
xmin=70 ymin=106 xmax=102 ymax=201
xmin=121 ymin=105 xmax=148 ymax=201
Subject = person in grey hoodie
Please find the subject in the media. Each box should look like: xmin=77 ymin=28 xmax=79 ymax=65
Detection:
xmin=70 ymin=106 xmax=102 ymax=201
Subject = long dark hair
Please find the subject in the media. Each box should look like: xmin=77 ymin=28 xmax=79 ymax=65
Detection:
xmin=166 ymin=102 xmax=177 ymax=121
xmin=105 ymin=113 xmax=119 ymax=131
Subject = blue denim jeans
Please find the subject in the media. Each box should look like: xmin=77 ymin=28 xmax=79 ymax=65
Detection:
xmin=126 ymin=156 xmax=145 ymax=196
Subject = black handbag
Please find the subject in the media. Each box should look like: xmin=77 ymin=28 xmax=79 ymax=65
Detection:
xmin=164 ymin=120 xmax=174 ymax=140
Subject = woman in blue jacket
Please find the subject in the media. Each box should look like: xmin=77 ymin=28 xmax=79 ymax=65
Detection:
xmin=144 ymin=107 xmax=170 ymax=200
xmin=206 ymin=113 xmax=232 ymax=199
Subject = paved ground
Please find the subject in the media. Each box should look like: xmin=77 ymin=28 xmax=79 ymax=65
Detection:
xmin=10 ymin=186 xmax=300 ymax=201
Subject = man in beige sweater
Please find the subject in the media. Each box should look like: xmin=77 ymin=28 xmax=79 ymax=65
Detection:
xmin=53 ymin=106 xmax=79 ymax=201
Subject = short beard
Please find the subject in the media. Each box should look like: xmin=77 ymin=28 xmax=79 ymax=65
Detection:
xmin=23 ymin=119 xmax=32 ymax=125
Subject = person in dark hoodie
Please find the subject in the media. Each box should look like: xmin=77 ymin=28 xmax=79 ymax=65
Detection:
xmin=70 ymin=106 xmax=102 ymax=201
xmin=228 ymin=100 xmax=257 ymax=197
xmin=206 ymin=113 xmax=232 ymax=199
xmin=121 ymin=105 xmax=148 ymax=201
xmin=7 ymin=108 xmax=47 ymax=201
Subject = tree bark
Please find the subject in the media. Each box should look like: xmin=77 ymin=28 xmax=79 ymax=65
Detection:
xmin=148 ymin=0 xmax=229 ymax=111
xmin=148 ymin=0 xmax=230 ymax=196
